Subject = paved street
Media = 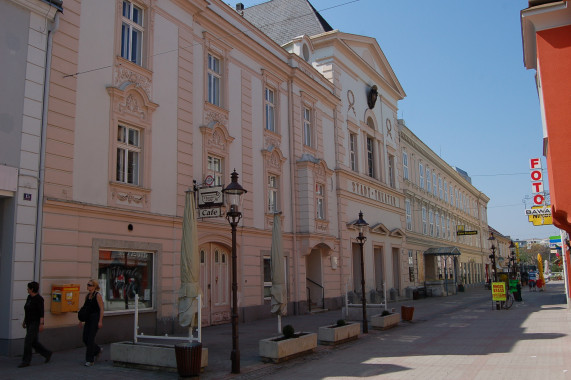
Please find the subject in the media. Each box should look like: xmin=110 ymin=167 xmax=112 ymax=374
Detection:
xmin=1 ymin=281 xmax=569 ymax=379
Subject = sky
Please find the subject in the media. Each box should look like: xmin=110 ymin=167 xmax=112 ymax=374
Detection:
xmin=237 ymin=0 xmax=560 ymax=240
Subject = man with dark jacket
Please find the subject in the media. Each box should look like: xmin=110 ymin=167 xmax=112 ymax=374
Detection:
xmin=18 ymin=281 xmax=52 ymax=367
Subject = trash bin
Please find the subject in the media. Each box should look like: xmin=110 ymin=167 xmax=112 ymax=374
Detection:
xmin=175 ymin=341 xmax=202 ymax=378
xmin=401 ymin=306 xmax=414 ymax=321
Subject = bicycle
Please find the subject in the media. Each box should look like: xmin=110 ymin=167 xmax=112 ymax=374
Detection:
xmin=501 ymin=291 xmax=514 ymax=309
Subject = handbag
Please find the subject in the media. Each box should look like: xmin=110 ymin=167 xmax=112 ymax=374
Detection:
xmin=78 ymin=304 xmax=88 ymax=322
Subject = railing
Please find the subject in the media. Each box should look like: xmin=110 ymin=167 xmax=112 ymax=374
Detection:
xmin=306 ymin=286 xmax=311 ymax=312
xmin=306 ymin=277 xmax=324 ymax=310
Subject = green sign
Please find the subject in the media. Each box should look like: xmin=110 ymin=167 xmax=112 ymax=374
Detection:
xmin=509 ymin=279 xmax=518 ymax=293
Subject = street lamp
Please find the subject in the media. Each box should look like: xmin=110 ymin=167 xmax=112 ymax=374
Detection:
xmin=222 ymin=169 xmax=247 ymax=374
xmin=488 ymin=233 xmax=498 ymax=282
xmin=354 ymin=211 xmax=369 ymax=334
xmin=509 ymin=240 xmax=517 ymax=279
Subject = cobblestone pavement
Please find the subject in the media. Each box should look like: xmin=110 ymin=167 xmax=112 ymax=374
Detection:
xmin=1 ymin=282 xmax=569 ymax=379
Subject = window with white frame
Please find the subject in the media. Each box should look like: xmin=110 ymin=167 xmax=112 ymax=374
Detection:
xmin=456 ymin=189 xmax=459 ymax=208
xmin=367 ymin=136 xmax=375 ymax=178
xmin=402 ymin=151 xmax=409 ymax=180
xmin=207 ymin=155 xmax=223 ymax=186
xmin=116 ymin=125 xmax=141 ymax=185
xmin=349 ymin=133 xmax=357 ymax=172
xmin=98 ymin=250 xmax=153 ymax=311
xmin=265 ymin=87 xmax=275 ymax=132
xmin=405 ymin=199 xmax=412 ymax=231
xmin=422 ymin=206 xmax=427 ymax=235
xmin=121 ymin=0 xmax=144 ymax=65
xmin=268 ymin=174 xmax=279 ymax=213
xmin=419 ymin=163 xmax=424 ymax=189
xmin=316 ymin=183 xmax=325 ymax=220
xmin=439 ymin=177 xmax=443 ymax=199
xmin=433 ymin=172 xmax=437 ymax=196
xmin=208 ymin=53 xmax=222 ymax=106
xmin=303 ymin=107 xmax=312 ymax=147
xmin=436 ymin=212 xmax=440 ymax=237
xmin=408 ymin=250 xmax=414 ymax=282
xmin=447 ymin=217 xmax=450 ymax=239
xmin=429 ymin=209 xmax=434 ymax=236
xmin=263 ymin=256 xmax=271 ymax=299
xmin=426 ymin=167 xmax=431 ymax=192
xmin=388 ymin=154 xmax=395 ymax=188
xmin=450 ymin=186 xmax=454 ymax=206
xmin=441 ymin=214 xmax=446 ymax=238
xmin=444 ymin=181 xmax=448 ymax=202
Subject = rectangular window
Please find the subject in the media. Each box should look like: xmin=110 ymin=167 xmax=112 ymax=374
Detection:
xmin=263 ymin=257 xmax=271 ymax=299
xmin=349 ymin=133 xmax=357 ymax=171
xmin=316 ymin=183 xmax=325 ymax=219
xmin=456 ymin=189 xmax=459 ymax=208
xmin=439 ymin=177 xmax=443 ymax=199
xmin=367 ymin=137 xmax=375 ymax=178
xmin=429 ymin=209 xmax=434 ymax=236
xmin=422 ymin=206 xmax=427 ymax=235
xmin=208 ymin=53 xmax=221 ymax=106
xmin=405 ymin=199 xmax=412 ymax=231
xmin=268 ymin=175 xmax=279 ymax=213
xmin=447 ymin=217 xmax=450 ymax=239
xmin=207 ymin=155 xmax=223 ymax=186
xmin=121 ymin=1 xmax=144 ymax=65
xmin=441 ymin=214 xmax=446 ymax=238
xmin=450 ymin=185 xmax=453 ymax=205
xmin=303 ymin=107 xmax=312 ymax=146
xmin=388 ymin=154 xmax=395 ymax=188
xmin=419 ymin=163 xmax=424 ymax=189
xmin=265 ymin=87 xmax=275 ymax=132
xmin=426 ymin=167 xmax=431 ymax=192
xmin=116 ymin=125 xmax=140 ymax=185
xmin=408 ymin=250 xmax=414 ymax=282
xmin=433 ymin=172 xmax=437 ymax=196
xmin=436 ymin=212 xmax=440 ymax=237
xmin=98 ymin=250 xmax=153 ymax=311
xmin=402 ymin=151 xmax=409 ymax=180
xmin=444 ymin=181 xmax=448 ymax=202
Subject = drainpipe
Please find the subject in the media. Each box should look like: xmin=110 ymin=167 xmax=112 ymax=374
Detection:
xmin=35 ymin=13 xmax=60 ymax=281
xmin=287 ymin=77 xmax=299 ymax=314
xmin=333 ymin=105 xmax=344 ymax=302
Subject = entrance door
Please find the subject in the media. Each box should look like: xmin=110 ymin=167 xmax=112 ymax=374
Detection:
xmin=374 ymin=247 xmax=384 ymax=292
xmin=199 ymin=243 xmax=230 ymax=326
xmin=352 ymin=243 xmax=361 ymax=292
xmin=392 ymin=248 xmax=400 ymax=295
xmin=306 ymin=249 xmax=323 ymax=308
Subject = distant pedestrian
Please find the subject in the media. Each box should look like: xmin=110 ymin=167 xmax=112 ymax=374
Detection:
xmin=18 ymin=281 xmax=52 ymax=368
xmin=79 ymin=279 xmax=104 ymax=367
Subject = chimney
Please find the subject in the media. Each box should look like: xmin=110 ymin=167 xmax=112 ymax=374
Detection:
xmin=236 ymin=3 xmax=244 ymax=11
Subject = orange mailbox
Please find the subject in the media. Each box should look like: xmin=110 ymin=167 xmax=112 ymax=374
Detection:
xmin=51 ymin=284 xmax=80 ymax=314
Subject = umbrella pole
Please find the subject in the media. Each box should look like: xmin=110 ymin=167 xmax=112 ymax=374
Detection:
xmin=278 ymin=314 xmax=282 ymax=334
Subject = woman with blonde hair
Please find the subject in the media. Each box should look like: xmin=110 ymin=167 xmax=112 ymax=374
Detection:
xmin=79 ymin=279 xmax=104 ymax=366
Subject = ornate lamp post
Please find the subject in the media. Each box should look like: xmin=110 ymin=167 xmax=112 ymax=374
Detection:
xmin=488 ymin=233 xmax=498 ymax=282
xmin=355 ymin=211 xmax=369 ymax=334
xmin=222 ymin=169 xmax=247 ymax=374
xmin=509 ymin=240 xmax=517 ymax=279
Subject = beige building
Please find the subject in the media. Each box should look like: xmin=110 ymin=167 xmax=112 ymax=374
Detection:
xmin=398 ymin=120 xmax=490 ymax=295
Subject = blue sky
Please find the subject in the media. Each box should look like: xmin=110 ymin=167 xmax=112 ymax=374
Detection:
xmin=238 ymin=0 xmax=560 ymax=240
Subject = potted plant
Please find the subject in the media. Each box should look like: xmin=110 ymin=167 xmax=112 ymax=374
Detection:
xmin=317 ymin=319 xmax=360 ymax=345
xmin=259 ymin=324 xmax=317 ymax=363
xmin=371 ymin=309 xmax=400 ymax=330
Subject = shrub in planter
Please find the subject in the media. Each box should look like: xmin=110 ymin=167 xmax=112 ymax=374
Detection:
xmin=336 ymin=319 xmax=347 ymax=327
xmin=282 ymin=325 xmax=295 ymax=339
xmin=381 ymin=310 xmax=391 ymax=316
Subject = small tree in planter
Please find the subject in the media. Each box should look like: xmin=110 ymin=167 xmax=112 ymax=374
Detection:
xmin=371 ymin=309 xmax=400 ymax=330
xmin=259 ymin=324 xmax=317 ymax=362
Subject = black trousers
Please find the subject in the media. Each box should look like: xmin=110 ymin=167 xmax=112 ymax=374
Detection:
xmin=22 ymin=321 xmax=51 ymax=364
xmin=82 ymin=314 xmax=101 ymax=362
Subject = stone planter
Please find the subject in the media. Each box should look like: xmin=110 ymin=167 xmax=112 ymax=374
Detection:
xmin=259 ymin=332 xmax=317 ymax=363
xmin=370 ymin=312 xmax=400 ymax=330
xmin=317 ymin=322 xmax=360 ymax=345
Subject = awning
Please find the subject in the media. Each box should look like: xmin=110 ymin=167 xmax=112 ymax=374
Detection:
xmin=424 ymin=247 xmax=461 ymax=256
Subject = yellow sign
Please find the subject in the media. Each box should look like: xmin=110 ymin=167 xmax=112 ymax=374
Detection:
xmin=527 ymin=205 xmax=552 ymax=226
xmin=491 ymin=282 xmax=506 ymax=301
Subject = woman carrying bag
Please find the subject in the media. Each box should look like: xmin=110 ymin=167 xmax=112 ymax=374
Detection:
xmin=78 ymin=279 xmax=104 ymax=366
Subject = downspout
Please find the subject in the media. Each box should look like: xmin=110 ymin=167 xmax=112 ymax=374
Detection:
xmin=333 ymin=105 xmax=344 ymax=304
xmin=35 ymin=12 xmax=60 ymax=281
xmin=288 ymin=77 xmax=299 ymax=315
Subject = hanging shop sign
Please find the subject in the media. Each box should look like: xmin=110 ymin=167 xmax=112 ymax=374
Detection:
xmin=529 ymin=158 xmax=545 ymax=206
xmin=525 ymin=205 xmax=553 ymax=226
xmin=197 ymin=185 xmax=223 ymax=207
xmin=456 ymin=224 xmax=478 ymax=236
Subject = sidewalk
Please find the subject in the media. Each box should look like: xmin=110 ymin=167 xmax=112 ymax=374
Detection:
xmin=1 ymin=283 xmax=564 ymax=379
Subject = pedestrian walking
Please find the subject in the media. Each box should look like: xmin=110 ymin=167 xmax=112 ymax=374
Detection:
xmin=79 ymin=279 xmax=104 ymax=367
xmin=18 ymin=281 xmax=52 ymax=368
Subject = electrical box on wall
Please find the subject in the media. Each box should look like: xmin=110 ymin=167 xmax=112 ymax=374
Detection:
xmin=51 ymin=284 xmax=80 ymax=314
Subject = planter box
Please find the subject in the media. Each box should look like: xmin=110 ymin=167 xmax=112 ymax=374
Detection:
xmin=370 ymin=313 xmax=400 ymax=330
xmin=111 ymin=341 xmax=208 ymax=371
xmin=259 ymin=332 xmax=317 ymax=363
xmin=318 ymin=322 xmax=360 ymax=345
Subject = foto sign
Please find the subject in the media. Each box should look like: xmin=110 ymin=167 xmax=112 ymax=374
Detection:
xmin=530 ymin=158 xmax=545 ymax=206
xmin=491 ymin=282 xmax=506 ymax=301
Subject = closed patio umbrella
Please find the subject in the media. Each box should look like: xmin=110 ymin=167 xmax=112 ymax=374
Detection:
xmin=270 ymin=212 xmax=287 ymax=333
xmin=178 ymin=190 xmax=202 ymax=332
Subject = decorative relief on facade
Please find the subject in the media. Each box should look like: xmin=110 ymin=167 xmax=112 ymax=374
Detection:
xmin=315 ymin=220 xmax=329 ymax=232
xmin=212 ymin=311 xmax=230 ymax=323
xmin=111 ymin=190 xmax=146 ymax=205
xmin=267 ymin=151 xmax=282 ymax=171
xmin=208 ymin=129 xmax=226 ymax=151
xmin=205 ymin=109 xmax=228 ymax=127
xmin=114 ymin=66 xmax=152 ymax=98
xmin=119 ymin=94 xmax=146 ymax=120
xmin=350 ymin=180 xmax=399 ymax=208
xmin=264 ymin=135 xmax=281 ymax=150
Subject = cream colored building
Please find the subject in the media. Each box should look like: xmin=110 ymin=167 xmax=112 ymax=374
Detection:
xmin=399 ymin=120 xmax=490 ymax=295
